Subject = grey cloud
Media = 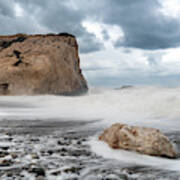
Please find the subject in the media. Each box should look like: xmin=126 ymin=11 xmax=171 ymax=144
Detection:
xmin=0 ymin=1 xmax=39 ymax=35
xmin=122 ymin=48 xmax=132 ymax=54
xmin=143 ymin=51 xmax=166 ymax=74
xmin=99 ymin=0 xmax=180 ymax=50
xmin=0 ymin=0 xmax=103 ymax=53
xmin=147 ymin=56 xmax=159 ymax=66
xmin=78 ymin=32 xmax=103 ymax=53
xmin=65 ymin=0 xmax=180 ymax=50
xmin=102 ymin=30 xmax=110 ymax=40
xmin=146 ymin=53 xmax=163 ymax=66
xmin=0 ymin=0 xmax=14 ymax=16
xmin=1 ymin=0 xmax=180 ymax=52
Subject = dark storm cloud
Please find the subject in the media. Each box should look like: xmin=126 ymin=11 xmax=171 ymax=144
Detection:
xmin=16 ymin=0 xmax=84 ymax=34
xmin=1 ymin=0 xmax=180 ymax=52
xmin=0 ymin=0 xmax=40 ymax=34
xmin=0 ymin=0 xmax=102 ymax=53
xmin=0 ymin=0 xmax=15 ymax=17
xmin=101 ymin=0 xmax=180 ymax=50
xmin=75 ymin=0 xmax=180 ymax=50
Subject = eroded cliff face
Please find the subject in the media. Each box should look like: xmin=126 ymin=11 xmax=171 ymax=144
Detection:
xmin=0 ymin=33 xmax=88 ymax=95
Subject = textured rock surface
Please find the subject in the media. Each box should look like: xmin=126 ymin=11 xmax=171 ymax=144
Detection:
xmin=0 ymin=33 xmax=88 ymax=95
xmin=99 ymin=123 xmax=176 ymax=158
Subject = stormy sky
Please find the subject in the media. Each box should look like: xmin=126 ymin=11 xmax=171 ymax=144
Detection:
xmin=1 ymin=0 xmax=180 ymax=87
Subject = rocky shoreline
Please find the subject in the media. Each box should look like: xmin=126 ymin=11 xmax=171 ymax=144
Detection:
xmin=0 ymin=120 xmax=179 ymax=180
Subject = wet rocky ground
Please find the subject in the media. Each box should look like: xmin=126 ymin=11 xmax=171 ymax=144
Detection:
xmin=0 ymin=119 xmax=179 ymax=180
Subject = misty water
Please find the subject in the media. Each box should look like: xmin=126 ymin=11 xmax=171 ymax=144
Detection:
xmin=0 ymin=86 xmax=180 ymax=179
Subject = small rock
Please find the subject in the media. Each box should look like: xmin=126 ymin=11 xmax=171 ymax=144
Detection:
xmin=7 ymin=137 xmax=13 ymax=141
xmin=40 ymin=150 xmax=45 ymax=154
xmin=76 ymin=141 xmax=82 ymax=145
xmin=0 ymin=151 xmax=9 ymax=158
xmin=0 ymin=146 xmax=9 ymax=151
xmin=0 ymin=159 xmax=12 ymax=167
xmin=5 ymin=132 xmax=12 ymax=136
xmin=51 ymin=170 xmax=61 ymax=176
xmin=28 ymin=166 xmax=46 ymax=177
xmin=63 ymin=166 xmax=82 ymax=175
xmin=57 ymin=140 xmax=70 ymax=146
xmin=68 ymin=149 xmax=91 ymax=157
xmin=6 ymin=172 xmax=13 ymax=177
xmin=61 ymin=148 xmax=68 ymax=152
xmin=11 ymin=153 xmax=18 ymax=159
xmin=30 ymin=138 xmax=40 ymax=142
xmin=31 ymin=153 xmax=39 ymax=159
xmin=47 ymin=150 xmax=54 ymax=155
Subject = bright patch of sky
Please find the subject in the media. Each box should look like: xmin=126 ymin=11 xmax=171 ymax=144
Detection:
xmin=82 ymin=21 xmax=124 ymax=49
xmin=80 ymin=17 xmax=180 ymax=87
xmin=159 ymin=0 xmax=180 ymax=18
xmin=14 ymin=3 xmax=24 ymax=17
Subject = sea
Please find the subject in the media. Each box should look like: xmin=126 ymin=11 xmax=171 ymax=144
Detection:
xmin=0 ymin=86 xmax=180 ymax=179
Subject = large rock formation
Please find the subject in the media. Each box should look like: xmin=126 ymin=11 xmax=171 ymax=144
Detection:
xmin=0 ymin=33 xmax=88 ymax=95
xmin=99 ymin=123 xmax=176 ymax=158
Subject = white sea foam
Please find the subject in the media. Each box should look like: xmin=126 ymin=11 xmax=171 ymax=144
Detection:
xmin=1 ymin=86 xmax=180 ymax=171
xmin=0 ymin=112 xmax=8 ymax=116
xmin=0 ymin=86 xmax=180 ymax=131
xmin=89 ymin=136 xmax=180 ymax=171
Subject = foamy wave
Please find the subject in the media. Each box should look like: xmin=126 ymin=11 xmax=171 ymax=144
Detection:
xmin=88 ymin=136 xmax=180 ymax=171
xmin=0 ymin=86 xmax=180 ymax=131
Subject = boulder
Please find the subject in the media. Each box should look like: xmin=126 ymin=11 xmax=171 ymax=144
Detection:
xmin=0 ymin=33 xmax=88 ymax=95
xmin=99 ymin=123 xmax=176 ymax=158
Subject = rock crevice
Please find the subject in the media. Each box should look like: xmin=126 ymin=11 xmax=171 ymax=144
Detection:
xmin=0 ymin=35 xmax=27 ymax=51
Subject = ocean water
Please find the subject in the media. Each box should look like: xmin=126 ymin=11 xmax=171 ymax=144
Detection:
xmin=1 ymin=86 xmax=180 ymax=175
xmin=1 ymin=86 xmax=180 ymax=130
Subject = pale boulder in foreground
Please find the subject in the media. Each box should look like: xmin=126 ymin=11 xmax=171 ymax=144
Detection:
xmin=99 ymin=123 xmax=176 ymax=158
